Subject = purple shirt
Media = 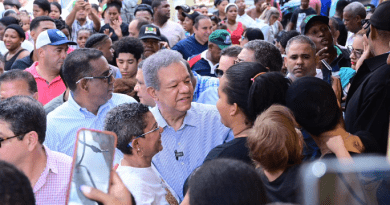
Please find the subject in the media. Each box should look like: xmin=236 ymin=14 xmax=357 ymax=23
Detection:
xmin=34 ymin=145 xmax=72 ymax=205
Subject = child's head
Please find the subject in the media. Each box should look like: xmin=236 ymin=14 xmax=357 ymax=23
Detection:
xmin=77 ymin=28 xmax=92 ymax=48
xmin=20 ymin=15 xmax=30 ymax=32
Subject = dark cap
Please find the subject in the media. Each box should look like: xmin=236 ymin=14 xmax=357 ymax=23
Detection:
xmin=5 ymin=24 xmax=25 ymax=40
xmin=182 ymin=11 xmax=201 ymax=21
xmin=175 ymin=4 xmax=191 ymax=13
xmin=370 ymin=1 xmax=390 ymax=31
xmin=135 ymin=4 xmax=153 ymax=16
xmin=300 ymin=15 xmax=329 ymax=35
xmin=139 ymin=24 xmax=161 ymax=41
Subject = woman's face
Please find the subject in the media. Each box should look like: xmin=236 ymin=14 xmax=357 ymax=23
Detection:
xmin=216 ymin=75 xmax=234 ymax=128
xmin=182 ymin=17 xmax=194 ymax=32
xmin=3 ymin=29 xmax=23 ymax=51
xmin=349 ymin=36 xmax=364 ymax=70
xmin=239 ymin=33 xmax=249 ymax=47
xmin=33 ymin=4 xmax=47 ymax=18
xmin=211 ymin=21 xmax=218 ymax=31
xmin=227 ymin=6 xmax=238 ymax=21
xmin=107 ymin=7 xmax=120 ymax=24
xmin=49 ymin=4 xmax=61 ymax=19
xmin=20 ymin=17 xmax=30 ymax=32
xmin=269 ymin=14 xmax=279 ymax=25
xmin=77 ymin=30 xmax=91 ymax=48
xmin=136 ymin=112 xmax=163 ymax=158
xmin=218 ymin=0 xmax=229 ymax=13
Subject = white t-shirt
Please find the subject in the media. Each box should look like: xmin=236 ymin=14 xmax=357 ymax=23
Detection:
xmin=236 ymin=13 xmax=257 ymax=28
xmin=155 ymin=20 xmax=185 ymax=48
xmin=116 ymin=162 xmax=171 ymax=205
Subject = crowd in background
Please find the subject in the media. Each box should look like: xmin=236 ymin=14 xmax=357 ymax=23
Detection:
xmin=0 ymin=0 xmax=389 ymax=204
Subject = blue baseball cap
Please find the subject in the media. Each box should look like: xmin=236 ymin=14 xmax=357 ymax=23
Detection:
xmin=36 ymin=29 xmax=77 ymax=49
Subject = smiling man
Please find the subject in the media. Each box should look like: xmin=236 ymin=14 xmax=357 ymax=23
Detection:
xmin=44 ymin=48 xmax=137 ymax=159
xmin=25 ymin=29 xmax=77 ymax=105
xmin=143 ymin=49 xmax=233 ymax=201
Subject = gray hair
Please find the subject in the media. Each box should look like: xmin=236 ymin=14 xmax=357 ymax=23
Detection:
xmin=142 ymin=49 xmax=185 ymax=90
xmin=344 ymin=2 xmax=366 ymax=19
xmin=244 ymin=40 xmax=283 ymax=72
xmin=285 ymin=35 xmax=316 ymax=55
xmin=221 ymin=45 xmax=242 ymax=57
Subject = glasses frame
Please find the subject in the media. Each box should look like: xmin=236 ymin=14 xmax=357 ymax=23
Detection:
xmin=127 ymin=125 xmax=160 ymax=148
xmin=76 ymin=69 xmax=114 ymax=84
xmin=347 ymin=45 xmax=363 ymax=59
xmin=214 ymin=67 xmax=224 ymax=78
xmin=0 ymin=134 xmax=24 ymax=148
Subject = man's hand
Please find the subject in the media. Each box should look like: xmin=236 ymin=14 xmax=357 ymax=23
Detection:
xmin=103 ymin=29 xmax=113 ymax=38
xmin=355 ymin=39 xmax=373 ymax=71
xmin=112 ymin=18 xmax=123 ymax=39
xmin=74 ymin=0 xmax=86 ymax=12
xmin=316 ymin=47 xmax=330 ymax=69
xmin=85 ymin=2 xmax=92 ymax=14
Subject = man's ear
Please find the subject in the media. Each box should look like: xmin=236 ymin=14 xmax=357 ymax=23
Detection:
xmin=79 ymin=78 xmax=89 ymax=92
xmin=230 ymin=103 xmax=238 ymax=116
xmin=37 ymin=48 xmax=45 ymax=58
xmin=147 ymin=86 xmax=158 ymax=101
xmin=370 ymin=25 xmax=378 ymax=41
xmin=32 ymin=92 xmax=39 ymax=101
xmin=30 ymin=30 xmax=36 ymax=41
xmin=25 ymin=131 xmax=39 ymax=152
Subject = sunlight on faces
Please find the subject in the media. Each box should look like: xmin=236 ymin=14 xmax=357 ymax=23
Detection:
xmin=285 ymin=42 xmax=317 ymax=79
xmin=216 ymin=75 xmax=235 ymax=128
xmin=237 ymin=48 xmax=255 ymax=62
xmin=128 ymin=20 xmax=139 ymax=37
xmin=148 ymin=62 xmax=193 ymax=115
xmin=3 ymin=29 xmax=24 ymax=51
xmin=116 ymin=53 xmax=138 ymax=79
xmin=0 ymin=120 xmax=28 ymax=165
xmin=218 ymin=55 xmax=236 ymax=75
xmin=39 ymin=44 xmax=68 ymax=73
xmin=349 ymin=35 xmax=364 ymax=70
xmin=31 ymin=21 xmax=56 ymax=42
xmin=135 ymin=69 xmax=156 ymax=107
xmin=194 ymin=18 xmax=213 ymax=44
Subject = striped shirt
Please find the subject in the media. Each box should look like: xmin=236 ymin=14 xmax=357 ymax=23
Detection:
xmin=192 ymin=71 xmax=219 ymax=102
xmin=151 ymin=102 xmax=234 ymax=201
xmin=44 ymin=92 xmax=137 ymax=161
xmin=34 ymin=145 xmax=72 ymax=205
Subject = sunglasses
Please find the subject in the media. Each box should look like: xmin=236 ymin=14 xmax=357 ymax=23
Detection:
xmin=214 ymin=67 xmax=224 ymax=77
xmin=76 ymin=69 xmax=114 ymax=84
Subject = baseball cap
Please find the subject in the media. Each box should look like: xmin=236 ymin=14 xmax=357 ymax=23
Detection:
xmin=175 ymin=5 xmax=190 ymax=13
xmin=209 ymin=29 xmax=232 ymax=50
xmin=36 ymin=29 xmax=77 ymax=49
xmin=182 ymin=11 xmax=201 ymax=21
xmin=300 ymin=15 xmax=329 ymax=35
xmin=135 ymin=4 xmax=153 ymax=16
xmin=369 ymin=1 xmax=390 ymax=31
xmin=138 ymin=24 xmax=162 ymax=41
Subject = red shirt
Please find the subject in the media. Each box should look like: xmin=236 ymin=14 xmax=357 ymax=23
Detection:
xmin=25 ymin=62 xmax=66 ymax=105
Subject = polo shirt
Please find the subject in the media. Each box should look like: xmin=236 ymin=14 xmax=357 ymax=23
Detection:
xmin=172 ymin=35 xmax=208 ymax=60
xmin=25 ymin=62 xmax=66 ymax=105
xmin=189 ymin=50 xmax=217 ymax=77
xmin=151 ymin=102 xmax=234 ymax=200
xmin=11 ymin=50 xmax=34 ymax=70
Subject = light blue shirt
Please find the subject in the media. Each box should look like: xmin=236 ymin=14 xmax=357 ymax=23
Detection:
xmin=197 ymin=86 xmax=218 ymax=105
xmin=192 ymin=71 xmax=219 ymax=102
xmin=151 ymin=102 xmax=234 ymax=201
xmin=44 ymin=92 xmax=137 ymax=160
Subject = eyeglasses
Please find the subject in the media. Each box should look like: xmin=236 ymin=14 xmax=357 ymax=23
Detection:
xmin=361 ymin=19 xmax=371 ymax=37
xmin=214 ymin=67 xmax=224 ymax=77
xmin=0 ymin=134 xmax=24 ymax=148
xmin=347 ymin=46 xmax=363 ymax=58
xmin=76 ymin=69 xmax=114 ymax=84
xmin=127 ymin=124 xmax=160 ymax=148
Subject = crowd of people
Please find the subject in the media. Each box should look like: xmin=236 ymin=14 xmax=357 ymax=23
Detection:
xmin=0 ymin=0 xmax=389 ymax=204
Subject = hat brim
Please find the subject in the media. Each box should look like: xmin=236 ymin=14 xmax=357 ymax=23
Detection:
xmin=217 ymin=44 xmax=231 ymax=50
xmin=49 ymin=40 xmax=77 ymax=46
xmin=302 ymin=16 xmax=329 ymax=34
xmin=139 ymin=35 xmax=162 ymax=41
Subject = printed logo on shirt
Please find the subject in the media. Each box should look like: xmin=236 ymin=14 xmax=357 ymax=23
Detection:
xmin=145 ymin=27 xmax=157 ymax=34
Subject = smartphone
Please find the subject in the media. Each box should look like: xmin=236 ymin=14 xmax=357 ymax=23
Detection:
xmin=66 ymin=129 xmax=117 ymax=205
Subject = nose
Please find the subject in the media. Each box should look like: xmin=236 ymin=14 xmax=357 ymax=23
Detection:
xmin=296 ymin=57 xmax=304 ymax=65
xmin=179 ymin=82 xmax=190 ymax=93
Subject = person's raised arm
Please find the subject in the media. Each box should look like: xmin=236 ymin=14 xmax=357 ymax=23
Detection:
xmin=85 ymin=2 xmax=101 ymax=32
xmin=66 ymin=0 xmax=84 ymax=27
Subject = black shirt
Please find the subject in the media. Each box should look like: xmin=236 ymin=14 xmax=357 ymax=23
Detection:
xmin=290 ymin=7 xmax=317 ymax=29
xmin=345 ymin=53 xmax=390 ymax=154
xmin=99 ymin=23 xmax=129 ymax=42
xmin=204 ymin=137 xmax=253 ymax=165
xmin=259 ymin=165 xmax=301 ymax=203
xmin=10 ymin=50 xmax=34 ymax=70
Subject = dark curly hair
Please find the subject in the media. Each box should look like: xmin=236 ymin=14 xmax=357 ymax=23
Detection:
xmin=112 ymin=37 xmax=144 ymax=61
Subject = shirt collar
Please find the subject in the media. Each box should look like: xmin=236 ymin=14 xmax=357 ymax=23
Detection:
xmin=152 ymin=104 xmax=198 ymax=129
xmin=43 ymin=145 xmax=58 ymax=174
xmin=200 ymin=50 xmax=216 ymax=74
xmin=28 ymin=62 xmax=64 ymax=85
xmin=67 ymin=91 xmax=113 ymax=118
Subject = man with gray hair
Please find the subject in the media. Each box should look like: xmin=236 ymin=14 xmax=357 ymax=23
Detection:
xmin=143 ymin=49 xmax=233 ymax=201
xmin=236 ymin=40 xmax=283 ymax=72
xmin=343 ymin=2 xmax=366 ymax=47
xmin=284 ymin=35 xmax=318 ymax=81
